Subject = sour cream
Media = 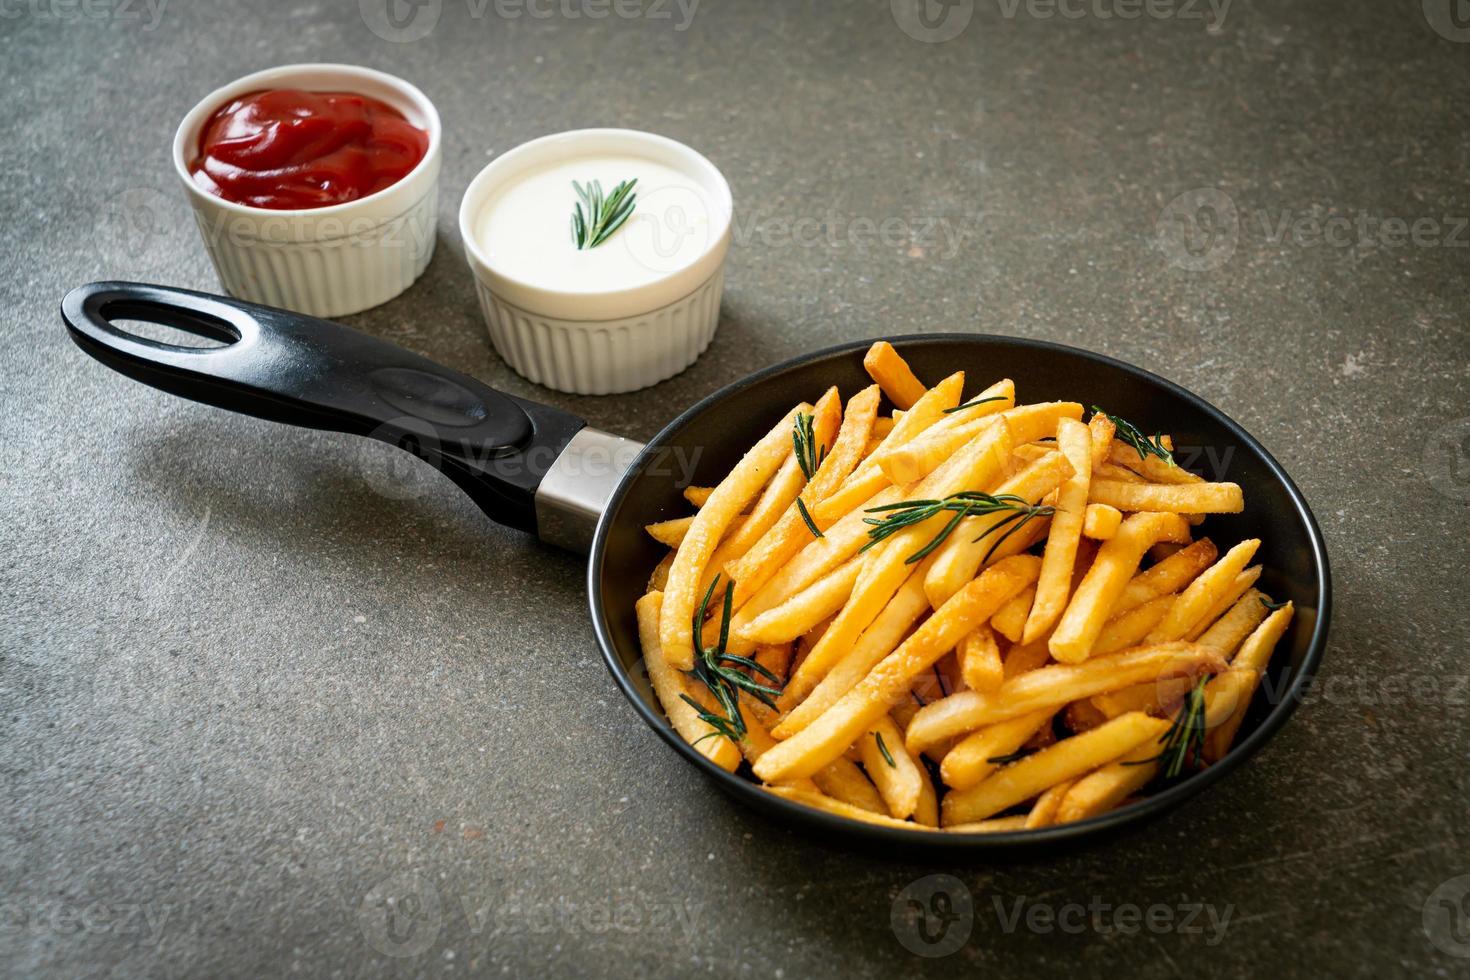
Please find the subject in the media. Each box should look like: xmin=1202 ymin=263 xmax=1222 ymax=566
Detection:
xmin=473 ymin=154 xmax=717 ymax=294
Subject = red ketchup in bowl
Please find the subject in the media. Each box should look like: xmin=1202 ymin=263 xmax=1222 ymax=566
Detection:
xmin=188 ymin=89 xmax=429 ymax=210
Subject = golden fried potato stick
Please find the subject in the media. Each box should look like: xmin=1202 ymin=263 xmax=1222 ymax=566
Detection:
xmin=1112 ymin=538 xmax=1218 ymax=615
xmin=924 ymin=451 xmax=1073 ymax=608
xmin=636 ymin=592 xmax=741 ymax=771
xmin=1089 ymin=480 xmax=1245 ymax=515
xmin=660 ymin=403 xmax=809 ymax=669
xmin=871 ymin=381 xmax=1018 ymax=486
xmin=739 ymin=557 xmax=863 ymax=645
xmin=904 ymin=641 xmax=1223 ymax=756
xmin=779 ymin=424 xmax=1015 ymax=709
xmin=645 ymin=516 xmax=695 ymax=548
xmin=1026 ymin=778 xmax=1078 ymax=829
xmin=704 ymin=454 xmax=806 ymax=563
xmin=753 ymin=556 xmax=1041 ymax=784
xmin=941 ymin=712 xmax=1170 ymax=825
xmin=684 ymin=486 xmax=713 ymax=507
xmin=1048 ymin=512 xmax=1192 ymax=663
xmin=991 ymin=586 xmax=1036 ymax=643
xmin=958 ymin=624 xmax=1004 ymax=693
xmin=1091 ymin=594 xmax=1176 ymax=656
xmin=939 ymin=709 xmax=1053 ymax=790
xmin=1145 ymin=539 xmax=1261 ymax=643
xmin=647 ymin=552 xmax=674 ymax=592
xmin=1022 ymin=417 xmax=1093 ymax=643
xmin=807 ymin=373 xmax=969 ymax=526
xmin=1064 ymin=698 xmax=1109 ymax=733
xmin=1204 ymin=602 xmax=1294 ymax=762
xmin=1107 ymin=441 xmax=1205 ymax=485
xmin=944 ymin=815 xmax=1030 ymax=833
xmin=764 ymin=785 xmax=924 ymax=829
xmin=772 ymin=566 xmax=932 ymax=739
xmin=811 ymin=756 xmax=888 ymax=813
xmin=1081 ymin=503 xmax=1122 ymax=540
xmin=1088 ymin=413 xmax=1116 ymax=470
xmin=721 ymin=386 xmax=875 ymax=599
xmin=863 ymin=341 xmax=927 ymax=409
xmin=1181 ymin=566 xmax=1262 ymax=642
xmin=860 ymin=715 xmax=926 ymax=819
xmin=1003 ymin=637 xmax=1053 ymax=679
xmin=754 ymin=643 xmax=793 ymax=688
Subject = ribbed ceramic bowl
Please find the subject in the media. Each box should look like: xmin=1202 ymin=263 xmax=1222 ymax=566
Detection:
xmin=458 ymin=128 xmax=732 ymax=395
xmin=172 ymin=63 xmax=442 ymax=318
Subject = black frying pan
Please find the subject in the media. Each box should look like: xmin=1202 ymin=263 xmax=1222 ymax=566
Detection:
xmin=62 ymin=281 xmax=1331 ymax=851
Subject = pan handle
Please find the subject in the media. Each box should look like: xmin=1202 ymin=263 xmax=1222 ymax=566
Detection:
xmin=61 ymin=281 xmax=589 ymax=536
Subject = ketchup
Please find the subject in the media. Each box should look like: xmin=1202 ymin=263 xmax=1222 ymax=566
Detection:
xmin=188 ymin=89 xmax=429 ymax=210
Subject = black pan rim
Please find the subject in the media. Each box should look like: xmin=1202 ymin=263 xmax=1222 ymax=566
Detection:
xmin=587 ymin=332 xmax=1332 ymax=851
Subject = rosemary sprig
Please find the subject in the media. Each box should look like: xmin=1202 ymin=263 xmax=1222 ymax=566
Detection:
xmin=570 ymin=178 xmax=638 ymax=250
xmin=942 ymin=394 xmax=1006 ymax=415
xmin=793 ymin=413 xmax=826 ymax=479
xmin=1125 ymin=676 xmax=1209 ymax=778
xmin=986 ymin=748 xmax=1036 ymax=766
xmin=1092 ymin=406 xmax=1175 ymax=467
xmin=859 ymin=491 xmax=1057 ymax=564
xmin=1260 ymin=597 xmax=1287 ymax=611
xmin=795 ymin=497 xmax=823 ymax=538
xmin=686 ymin=574 xmax=784 ymax=743
xmin=874 ymin=731 xmax=897 ymax=768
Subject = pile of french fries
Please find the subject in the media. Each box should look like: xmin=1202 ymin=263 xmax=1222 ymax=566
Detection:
xmin=636 ymin=342 xmax=1294 ymax=832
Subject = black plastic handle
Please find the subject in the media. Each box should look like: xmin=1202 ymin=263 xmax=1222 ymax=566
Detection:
xmin=61 ymin=281 xmax=587 ymax=534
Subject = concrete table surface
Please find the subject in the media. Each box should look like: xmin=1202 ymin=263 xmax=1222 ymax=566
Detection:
xmin=2 ymin=1 xmax=1467 ymax=976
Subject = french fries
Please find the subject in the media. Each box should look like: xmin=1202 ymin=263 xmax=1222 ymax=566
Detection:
xmin=637 ymin=343 xmax=1298 ymax=832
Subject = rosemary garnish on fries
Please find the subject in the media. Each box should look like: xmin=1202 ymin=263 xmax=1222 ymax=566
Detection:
xmin=796 ymin=497 xmax=823 ymax=538
xmin=1092 ymin=406 xmax=1175 ymax=467
xmin=942 ymin=394 xmax=1006 ymax=414
xmin=1260 ymin=597 xmax=1287 ymax=611
xmin=1126 ymin=676 xmax=1209 ymax=778
xmin=793 ymin=412 xmax=826 ymax=479
xmin=860 ymin=491 xmax=1057 ymax=565
xmin=874 ymin=731 xmax=897 ymax=767
xmin=685 ymin=574 xmax=783 ymax=744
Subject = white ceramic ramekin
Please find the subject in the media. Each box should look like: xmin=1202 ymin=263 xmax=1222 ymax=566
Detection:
xmin=172 ymin=64 xmax=442 ymax=318
xmin=458 ymin=129 xmax=732 ymax=395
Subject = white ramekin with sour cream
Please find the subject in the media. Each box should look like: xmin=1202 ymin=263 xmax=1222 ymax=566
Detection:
xmin=458 ymin=129 xmax=733 ymax=395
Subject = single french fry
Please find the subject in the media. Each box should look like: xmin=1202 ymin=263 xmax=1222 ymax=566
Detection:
xmin=661 ymin=404 xmax=807 ymax=669
xmin=871 ymin=380 xmax=1016 ymax=486
xmin=860 ymin=715 xmax=925 ymax=819
xmin=872 ymin=416 xmax=895 ymax=440
xmin=646 ymin=516 xmax=695 ymax=548
xmin=904 ymin=641 xmax=1223 ymax=756
xmin=636 ymin=592 xmax=740 ymax=771
xmin=913 ymin=765 xmax=940 ymax=827
xmin=647 ymin=551 xmax=674 ymax=592
xmin=1022 ymin=417 xmax=1093 ymax=643
xmin=684 ymin=486 xmax=714 ymax=508
xmin=939 ymin=709 xmax=1052 ymax=790
xmin=941 ymin=712 xmax=1169 ymax=825
xmin=807 ymin=373 xmax=968 ymax=526
xmin=704 ymin=453 xmax=807 ymax=568
xmin=739 ymin=557 xmax=863 ymax=645
xmin=1094 ymin=463 xmax=1147 ymax=484
xmin=754 ymin=643 xmax=793 ymax=687
xmin=1026 ymin=778 xmax=1078 ymax=829
xmin=1003 ymin=637 xmax=1052 ymax=679
xmin=1082 ymin=503 xmax=1122 ymax=540
xmin=773 ymin=566 xmax=931 ymax=738
xmin=722 ymin=386 xmax=877 ymax=601
xmin=1092 ymin=594 xmax=1176 ymax=656
xmin=863 ymin=341 xmax=926 ymax=409
xmin=1112 ymin=539 xmax=1218 ymax=616
xmin=811 ymin=755 xmax=887 ymax=813
xmin=958 ymin=624 xmax=1004 ymax=693
xmin=944 ymin=815 xmax=1030 ymax=833
xmin=1064 ymin=699 xmax=1109 ymax=733
xmin=1048 ymin=513 xmax=1192 ymax=663
xmin=1145 ymin=539 xmax=1261 ymax=643
xmin=1089 ymin=480 xmax=1245 ymax=515
xmin=1088 ymin=413 xmax=1116 ymax=470
xmin=1182 ymin=567 xmax=1263 ymax=642
xmin=924 ymin=451 xmax=1073 ymax=608
xmin=764 ymin=785 xmax=925 ymax=829
xmin=1054 ymin=740 xmax=1160 ymax=824
xmin=753 ymin=556 xmax=1041 ymax=783
xmin=779 ymin=424 xmax=1015 ymax=708
xmin=1108 ymin=442 xmax=1205 ymax=485
xmin=991 ymin=586 xmax=1035 ymax=643
xmin=1196 ymin=588 xmax=1271 ymax=656
xmin=1204 ymin=603 xmax=1294 ymax=761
